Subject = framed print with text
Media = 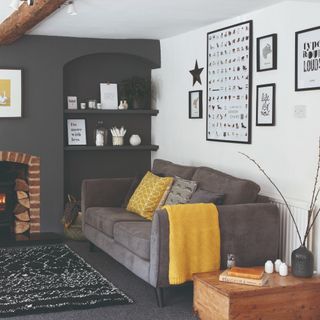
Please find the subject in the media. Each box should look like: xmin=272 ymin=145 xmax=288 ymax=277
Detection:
xmin=295 ymin=26 xmax=320 ymax=91
xmin=67 ymin=119 xmax=87 ymax=145
xmin=256 ymin=83 xmax=276 ymax=126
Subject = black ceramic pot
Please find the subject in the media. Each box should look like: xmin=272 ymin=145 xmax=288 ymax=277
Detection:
xmin=291 ymin=246 xmax=314 ymax=278
xmin=131 ymin=96 xmax=146 ymax=109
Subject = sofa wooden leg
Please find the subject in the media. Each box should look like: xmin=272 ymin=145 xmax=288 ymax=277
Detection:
xmin=155 ymin=287 xmax=165 ymax=307
xmin=89 ymin=242 xmax=97 ymax=252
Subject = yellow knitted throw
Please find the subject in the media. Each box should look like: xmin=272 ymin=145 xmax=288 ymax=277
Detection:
xmin=163 ymin=203 xmax=220 ymax=285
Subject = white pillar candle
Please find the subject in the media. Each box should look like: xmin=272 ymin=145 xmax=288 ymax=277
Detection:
xmin=279 ymin=263 xmax=288 ymax=277
xmin=274 ymin=259 xmax=282 ymax=273
xmin=265 ymin=260 xmax=274 ymax=274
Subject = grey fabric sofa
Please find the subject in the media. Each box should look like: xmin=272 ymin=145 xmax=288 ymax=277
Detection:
xmin=81 ymin=159 xmax=280 ymax=306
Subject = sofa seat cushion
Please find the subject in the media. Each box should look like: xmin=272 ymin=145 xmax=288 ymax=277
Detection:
xmin=192 ymin=167 xmax=260 ymax=205
xmin=114 ymin=221 xmax=152 ymax=261
xmin=85 ymin=207 xmax=145 ymax=238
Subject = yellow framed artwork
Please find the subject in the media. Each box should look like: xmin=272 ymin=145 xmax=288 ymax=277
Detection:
xmin=0 ymin=69 xmax=22 ymax=118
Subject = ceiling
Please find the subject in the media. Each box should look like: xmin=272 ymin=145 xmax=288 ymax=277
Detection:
xmin=0 ymin=0 xmax=315 ymax=40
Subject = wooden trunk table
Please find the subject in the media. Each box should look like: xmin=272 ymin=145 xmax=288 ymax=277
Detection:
xmin=193 ymin=270 xmax=320 ymax=320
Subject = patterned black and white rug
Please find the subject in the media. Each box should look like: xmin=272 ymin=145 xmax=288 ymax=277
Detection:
xmin=0 ymin=244 xmax=133 ymax=317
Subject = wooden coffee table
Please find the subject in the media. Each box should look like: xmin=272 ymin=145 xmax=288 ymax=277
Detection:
xmin=193 ymin=270 xmax=320 ymax=320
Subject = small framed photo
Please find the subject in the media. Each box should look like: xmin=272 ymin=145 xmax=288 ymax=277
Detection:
xmin=67 ymin=96 xmax=78 ymax=110
xmin=256 ymin=84 xmax=276 ymax=126
xmin=100 ymin=83 xmax=118 ymax=109
xmin=0 ymin=69 xmax=22 ymax=118
xmin=67 ymin=119 xmax=87 ymax=145
xmin=295 ymin=26 xmax=320 ymax=91
xmin=189 ymin=90 xmax=203 ymax=119
xmin=257 ymin=34 xmax=277 ymax=72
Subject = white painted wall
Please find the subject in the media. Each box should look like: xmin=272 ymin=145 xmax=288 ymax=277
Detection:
xmin=151 ymin=1 xmax=320 ymax=270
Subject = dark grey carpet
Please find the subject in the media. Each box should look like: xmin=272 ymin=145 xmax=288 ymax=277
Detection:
xmin=5 ymin=241 xmax=196 ymax=320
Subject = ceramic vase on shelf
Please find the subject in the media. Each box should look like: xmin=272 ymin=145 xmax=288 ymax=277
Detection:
xmin=129 ymin=134 xmax=141 ymax=146
xmin=291 ymin=246 xmax=314 ymax=278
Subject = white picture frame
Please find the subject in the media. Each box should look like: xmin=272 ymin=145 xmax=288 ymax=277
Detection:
xmin=100 ymin=83 xmax=118 ymax=110
xmin=67 ymin=96 xmax=78 ymax=110
xmin=0 ymin=69 xmax=22 ymax=118
xmin=67 ymin=119 xmax=87 ymax=145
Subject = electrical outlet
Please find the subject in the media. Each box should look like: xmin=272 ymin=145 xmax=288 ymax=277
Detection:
xmin=294 ymin=105 xmax=307 ymax=118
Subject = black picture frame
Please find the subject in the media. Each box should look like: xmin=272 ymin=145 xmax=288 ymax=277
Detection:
xmin=67 ymin=118 xmax=87 ymax=146
xmin=189 ymin=90 xmax=203 ymax=119
xmin=256 ymin=83 xmax=276 ymax=126
xmin=257 ymin=34 xmax=277 ymax=72
xmin=206 ymin=20 xmax=253 ymax=144
xmin=295 ymin=26 xmax=320 ymax=91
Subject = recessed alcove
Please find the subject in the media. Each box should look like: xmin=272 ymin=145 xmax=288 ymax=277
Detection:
xmin=63 ymin=52 xmax=159 ymax=200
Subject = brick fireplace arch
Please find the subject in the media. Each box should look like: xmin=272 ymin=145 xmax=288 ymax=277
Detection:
xmin=0 ymin=151 xmax=40 ymax=233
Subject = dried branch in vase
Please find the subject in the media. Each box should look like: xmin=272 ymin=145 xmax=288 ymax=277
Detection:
xmin=240 ymin=137 xmax=320 ymax=247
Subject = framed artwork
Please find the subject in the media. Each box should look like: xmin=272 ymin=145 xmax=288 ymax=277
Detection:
xmin=67 ymin=96 xmax=78 ymax=110
xmin=257 ymin=34 xmax=277 ymax=72
xmin=207 ymin=20 xmax=253 ymax=144
xmin=100 ymin=83 xmax=118 ymax=109
xmin=67 ymin=119 xmax=87 ymax=145
xmin=295 ymin=26 xmax=320 ymax=91
xmin=189 ymin=90 xmax=203 ymax=119
xmin=256 ymin=83 xmax=276 ymax=126
xmin=0 ymin=69 xmax=22 ymax=118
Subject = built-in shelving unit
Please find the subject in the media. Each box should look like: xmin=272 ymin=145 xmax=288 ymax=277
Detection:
xmin=63 ymin=52 xmax=159 ymax=199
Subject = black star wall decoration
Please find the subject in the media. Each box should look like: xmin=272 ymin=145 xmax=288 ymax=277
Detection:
xmin=189 ymin=60 xmax=204 ymax=86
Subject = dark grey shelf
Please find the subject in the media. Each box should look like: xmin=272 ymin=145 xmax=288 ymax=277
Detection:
xmin=64 ymin=109 xmax=159 ymax=116
xmin=64 ymin=145 xmax=159 ymax=151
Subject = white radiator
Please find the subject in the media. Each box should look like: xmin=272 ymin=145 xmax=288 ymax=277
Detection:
xmin=270 ymin=197 xmax=311 ymax=266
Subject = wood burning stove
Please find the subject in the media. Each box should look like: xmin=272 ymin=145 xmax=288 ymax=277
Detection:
xmin=0 ymin=181 xmax=15 ymax=238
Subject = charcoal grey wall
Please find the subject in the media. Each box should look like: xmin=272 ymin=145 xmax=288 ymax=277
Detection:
xmin=0 ymin=35 xmax=160 ymax=233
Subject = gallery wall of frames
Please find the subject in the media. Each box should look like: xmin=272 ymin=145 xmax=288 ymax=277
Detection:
xmin=186 ymin=19 xmax=320 ymax=144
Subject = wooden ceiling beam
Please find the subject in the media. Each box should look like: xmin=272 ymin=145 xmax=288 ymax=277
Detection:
xmin=0 ymin=0 xmax=68 ymax=45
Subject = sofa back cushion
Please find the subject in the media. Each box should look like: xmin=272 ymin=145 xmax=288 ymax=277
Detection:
xmin=191 ymin=167 xmax=260 ymax=205
xmin=152 ymin=159 xmax=196 ymax=180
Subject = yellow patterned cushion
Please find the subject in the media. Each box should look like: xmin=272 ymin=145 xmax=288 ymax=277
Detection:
xmin=127 ymin=171 xmax=174 ymax=220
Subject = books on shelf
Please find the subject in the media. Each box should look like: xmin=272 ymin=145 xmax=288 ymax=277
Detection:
xmin=219 ymin=267 xmax=268 ymax=287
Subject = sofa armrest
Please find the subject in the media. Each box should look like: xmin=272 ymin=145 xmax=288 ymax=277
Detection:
xmin=149 ymin=209 xmax=170 ymax=288
xmin=81 ymin=178 xmax=134 ymax=213
xmin=218 ymin=203 xmax=280 ymax=268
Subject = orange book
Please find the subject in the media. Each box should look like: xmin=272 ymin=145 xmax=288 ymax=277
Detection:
xmin=227 ymin=267 xmax=264 ymax=280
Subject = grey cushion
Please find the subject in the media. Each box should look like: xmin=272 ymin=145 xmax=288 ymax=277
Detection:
xmin=189 ymin=189 xmax=224 ymax=205
xmin=152 ymin=159 xmax=196 ymax=180
xmin=114 ymin=221 xmax=152 ymax=260
xmin=85 ymin=207 xmax=145 ymax=238
xmin=165 ymin=176 xmax=197 ymax=205
xmin=192 ymin=167 xmax=260 ymax=205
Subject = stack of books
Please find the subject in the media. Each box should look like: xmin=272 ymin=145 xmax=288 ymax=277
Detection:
xmin=219 ymin=267 xmax=268 ymax=287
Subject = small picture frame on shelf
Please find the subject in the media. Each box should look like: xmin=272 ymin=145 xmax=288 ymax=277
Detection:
xmin=257 ymin=34 xmax=277 ymax=72
xmin=67 ymin=96 xmax=78 ymax=110
xmin=100 ymin=83 xmax=118 ymax=109
xmin=0 ymin=69 xmax=22 ymax=118
xmin=189 ymin=90 xmax=203 ymax=119
xmin=67 ymin=119 xmax=87 ymax=145
xmin=256 ymin=83 xmax=276 ymax=126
